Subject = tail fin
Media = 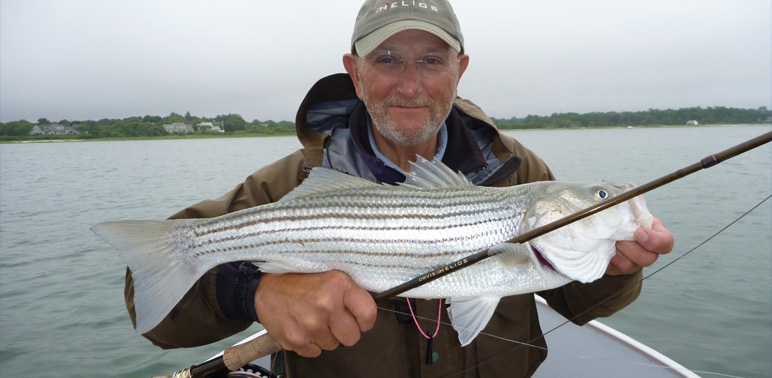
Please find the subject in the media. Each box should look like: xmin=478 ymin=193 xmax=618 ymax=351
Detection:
xmin=91 ymin=219 xmax=205 ymax=334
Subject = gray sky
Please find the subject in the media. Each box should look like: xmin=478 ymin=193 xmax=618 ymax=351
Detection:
xmin=1 ymin=0 xmax=770 ymax=123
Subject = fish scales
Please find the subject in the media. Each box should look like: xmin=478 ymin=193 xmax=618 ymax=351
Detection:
xmin=181 ymin=184 xmax=527 ymax=295
xmin=93 ymin=157 xmax=652 ymax=341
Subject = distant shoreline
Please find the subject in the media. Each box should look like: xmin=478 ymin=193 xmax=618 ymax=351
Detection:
xmin=500 ymin=123 xmax=772 ymax=131
xmin=2 ymin=132 xmax=286 ymax=144
xmin=3 ymin=123 xmax=770 ymax=144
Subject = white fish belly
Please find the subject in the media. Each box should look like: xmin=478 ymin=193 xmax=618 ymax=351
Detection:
xmin=182 ymin=185 xmax=529 ymax=295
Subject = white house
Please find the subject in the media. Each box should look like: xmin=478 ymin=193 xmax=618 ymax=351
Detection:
xmin=198 ymin=121 xmax=224 ymax=132
xmin=29 ymin=124 xmax=80 ymax=135
xmin=686 ymin=120 xmax=699 ymax=126
xmin=163 ymin=122 xmax=194 ymax=133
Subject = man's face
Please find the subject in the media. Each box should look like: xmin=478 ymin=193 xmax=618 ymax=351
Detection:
xmin=344 ymin=30 xmax=469 ymax=146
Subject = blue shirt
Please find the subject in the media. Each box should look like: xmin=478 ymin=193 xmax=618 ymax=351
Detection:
xmin=367 ymin=121 xmax=448 ymax=176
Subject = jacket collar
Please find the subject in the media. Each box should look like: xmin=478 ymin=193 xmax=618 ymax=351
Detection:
xmin=296 ymin=73 xmax=521 ymax=185
xmin=346 ymin=101 xmax=488 ymax=184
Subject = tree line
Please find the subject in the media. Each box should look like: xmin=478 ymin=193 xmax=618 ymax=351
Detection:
xmin=0 ymin=112 xmax=296 ymax=140
xmin=1 ymin=106 xmax=770 ymax=140
xmin=491 ymin=106 xmax=771 ymax=129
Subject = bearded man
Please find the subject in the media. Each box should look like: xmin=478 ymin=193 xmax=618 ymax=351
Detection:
xmin=124 ymin=1 xmax=673 ymax=376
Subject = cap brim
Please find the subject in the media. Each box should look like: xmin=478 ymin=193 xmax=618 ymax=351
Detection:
xmin=354 ymin=20 xmax=462 ymax=57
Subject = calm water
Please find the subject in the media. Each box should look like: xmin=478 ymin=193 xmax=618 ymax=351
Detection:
xmin=1 ymin=125 xmax=770 ymax=377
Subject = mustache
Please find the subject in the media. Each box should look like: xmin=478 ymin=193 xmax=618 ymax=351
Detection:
xmin=382 ymin=96 xmax=434 ymax=108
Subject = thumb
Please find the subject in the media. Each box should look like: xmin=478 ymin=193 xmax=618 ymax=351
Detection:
xmin=343 ymin=284 xmax=377 ymax=332
xmin=635 ymin=215 xmax=674 ymax=254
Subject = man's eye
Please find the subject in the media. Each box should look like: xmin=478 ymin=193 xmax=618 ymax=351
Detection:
xmin=422 ymin=57 xmax=443 ymax=65
xmin=375 ymin=56 xmax=399 ymax=64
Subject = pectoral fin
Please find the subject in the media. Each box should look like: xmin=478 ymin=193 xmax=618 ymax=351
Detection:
xmin=446 ymin=296 xmax=501 ymax=346
xmin=489 ymin=242 xmax=532 ymax=269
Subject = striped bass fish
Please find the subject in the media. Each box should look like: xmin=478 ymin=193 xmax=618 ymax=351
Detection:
xmin=92 ymin=157 xmax=652 ymax=345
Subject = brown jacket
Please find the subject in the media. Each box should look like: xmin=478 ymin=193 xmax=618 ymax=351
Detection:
xmin=125 ymin=74 xmax=642 ymax=377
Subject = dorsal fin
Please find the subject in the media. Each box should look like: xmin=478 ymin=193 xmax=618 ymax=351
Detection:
xmin=281 ymin=158 xmax=472 ymax=202
xmin=279 ymin=167 xmax=379 ymax=202
xmin=400 ymin=156 xmax=473 ymax=189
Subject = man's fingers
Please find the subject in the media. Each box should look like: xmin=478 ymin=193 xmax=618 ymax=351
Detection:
xmin=609 ymin=215 xmax=675 ymax=276
xmin=292 ymin=340 xmax=323 ymax=358
xmin=635 ymin=216 xmax=674 ymax=255
xmin=254 ymin=270 xmax=375 ymax=356
xmin=607 ymin=252 xmax=636 ymax=275
xmin=328 ymin=312 xmax=362 ymax=347
xmin=343 ymin=284 xmax=378 ymax=332
xmin=296 ymin=311 xmax=341 ymax=351
xmin=310 ymin=332 xmax=341 ymax=351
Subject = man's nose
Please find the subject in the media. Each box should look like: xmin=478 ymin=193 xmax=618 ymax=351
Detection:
xmin=395 ymin=60 xmax=423 ymax=97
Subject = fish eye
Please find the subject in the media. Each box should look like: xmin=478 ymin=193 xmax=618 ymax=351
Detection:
xmin=595 ymin=188 xmax=609 ymax=199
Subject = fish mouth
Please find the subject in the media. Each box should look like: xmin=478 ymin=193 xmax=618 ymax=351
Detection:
xmin=530 ymin=244 xmax=571 ymax=279
xmin=530 ymin=244 xmax=555 ymax=271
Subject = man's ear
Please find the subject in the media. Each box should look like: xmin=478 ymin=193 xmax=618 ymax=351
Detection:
xmin=342 ymin=53 xmax=365 ymax=100
xmin=455 ymin=54 xmax=470 ymax=89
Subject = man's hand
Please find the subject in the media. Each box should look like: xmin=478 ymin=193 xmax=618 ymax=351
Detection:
xmin=254 ymin=270 xmax=377 ymax=357
xmin=607 ymin=215 xmax=674 ymax=276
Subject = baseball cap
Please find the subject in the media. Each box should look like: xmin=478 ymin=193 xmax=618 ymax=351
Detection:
xmin=351 ymin=0 xmax=464 ymax=57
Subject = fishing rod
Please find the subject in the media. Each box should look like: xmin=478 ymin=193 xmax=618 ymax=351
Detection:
xmin=441 ymin=192 xmax=772 ymax=378
xmin=157 ymin=131 xmax=771 ymax=378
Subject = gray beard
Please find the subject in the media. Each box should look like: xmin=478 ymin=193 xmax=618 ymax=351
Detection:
xmin=362 ymin=88 xmax=452 ymax=147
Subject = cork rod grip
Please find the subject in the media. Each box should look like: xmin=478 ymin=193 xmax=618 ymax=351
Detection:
xmin=222 ymin=333 xmax=283 ymax=371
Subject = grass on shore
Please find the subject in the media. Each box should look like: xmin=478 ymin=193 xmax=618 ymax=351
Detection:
xmin=4 ymin=124 xmax=768 ymax=144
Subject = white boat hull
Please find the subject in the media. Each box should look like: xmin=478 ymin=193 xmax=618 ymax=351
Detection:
xmin=532 ymin=296 xmax=699 ymax=377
